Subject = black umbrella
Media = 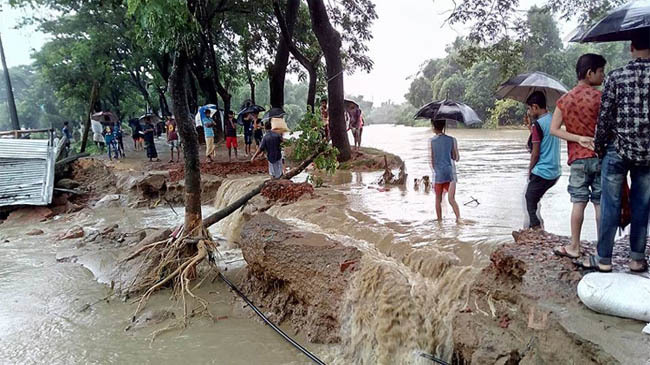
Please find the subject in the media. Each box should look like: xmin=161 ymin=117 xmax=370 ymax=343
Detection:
xmin=570 ymin=0 xmax=650 ymax=43
xmin=414 ymin=100 xmax=482 ymax=126
xmin=496 ymin=71 xmax=569 ymax=107
xmin=240 ymin=105 xmax=266 ymax=114
xmin=138 ymin=113 xmax=160 ymax=123
xmin=262 ymin=107 xmax=286 ymax=121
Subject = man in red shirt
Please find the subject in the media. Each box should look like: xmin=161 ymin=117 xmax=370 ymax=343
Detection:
xmin=550 ymin=53 xmax=607 ymax=259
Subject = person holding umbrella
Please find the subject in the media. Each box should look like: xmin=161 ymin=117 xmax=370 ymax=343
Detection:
xmin=550 ymin=53 xmax=607 ymax=259
xmin=429 ymin=119 xmax=461 ymax=223
xmin=580 ymin=32 xmax=650 ymax=273
xmin=524 ymin=91 xmax=561 ymax=230
xmin=202 ymin=109 xmax=217 ymax=162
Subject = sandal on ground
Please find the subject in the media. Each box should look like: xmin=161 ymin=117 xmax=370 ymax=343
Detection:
xmin=553 ymin=246 xmax=580 ymax=259
xmin=630 ymin=260 xmax=649 ymax=273
xmin=573 ymin=255 xmax=612 ymax=273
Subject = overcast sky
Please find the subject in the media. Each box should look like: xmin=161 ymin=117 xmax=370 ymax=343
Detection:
xmin=1 ymin=0 xmax=576 ymax=104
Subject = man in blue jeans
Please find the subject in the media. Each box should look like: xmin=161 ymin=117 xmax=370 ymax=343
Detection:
xmin=581 ymin=33 xmax=650 ymax=273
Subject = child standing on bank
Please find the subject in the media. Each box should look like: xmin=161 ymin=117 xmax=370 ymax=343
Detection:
xmin=550 ymin=53 xmax=606 ymax=259
xmin=429 ymin=119 xmax=461 ymax=222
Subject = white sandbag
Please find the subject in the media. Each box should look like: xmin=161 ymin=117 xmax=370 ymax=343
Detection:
xmin=577 ymin=272 xmax=650 ymax=323
xmin=643 ymin=323 xmax=650 ymax=335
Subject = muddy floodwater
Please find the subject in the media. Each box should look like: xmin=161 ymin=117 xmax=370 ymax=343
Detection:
xmin=0 ymin=125 xmax=593 ymax=364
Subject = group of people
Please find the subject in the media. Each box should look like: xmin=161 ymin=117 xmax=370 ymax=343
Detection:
xmin=319 ymin=97 xmax=365 ymax=151
xmin=200 ymin=108 xmax=285 ymax=178
xmin=431 ymin=33 xmax=650 ymax=272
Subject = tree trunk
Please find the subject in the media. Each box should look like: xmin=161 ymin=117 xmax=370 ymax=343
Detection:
xmin=306 ymin=0 xmax=351 ymax=161
xmin=272 ymin=0 xmax=319 ymax=111
xmin=0 ymin=33 xmax=20 ymax=130
xmin=169 ymin=50 xmax=202 ymax=230
xmin=269 ymin=0 xmax=299 ymax=108
xmin=158 ymin=88 xmax=171 ymax=117
xmin=244 ymin=52 xmax=256 ymax=104
xmin=80 ymin=82 xmax=99 ymax=153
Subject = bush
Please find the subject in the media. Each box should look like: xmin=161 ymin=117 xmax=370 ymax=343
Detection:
xmin=485 ymin=99 xmax=526 ymax=128
xmin=287 ymin=111 xmax=339 ymax=187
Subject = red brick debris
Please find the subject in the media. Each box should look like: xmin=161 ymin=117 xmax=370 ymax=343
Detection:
xmin=261 ymin=179 xmax=315 ymax=203
xmin=166 ymin=159 xmax=269 ymax=182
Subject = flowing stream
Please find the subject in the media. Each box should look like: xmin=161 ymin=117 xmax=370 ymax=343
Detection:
xmin=0 ymin=124 xmax=589 ymax=364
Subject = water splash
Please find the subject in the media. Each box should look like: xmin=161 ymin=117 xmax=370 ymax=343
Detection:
xmin=212 ymin=177 xmax=266 ymax=248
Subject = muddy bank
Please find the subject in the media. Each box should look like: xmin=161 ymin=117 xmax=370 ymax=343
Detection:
xmin=64 ymin=158 xmax=224 ymax=207
xmin=452 ymin=229 xmax=650 ymax=364
xmin=338 ymin=147 xmax=403 ymax=171
xmin=239 ymin=213 xmax=361 ymax=343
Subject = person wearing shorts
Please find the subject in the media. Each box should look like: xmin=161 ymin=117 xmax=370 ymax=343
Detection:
xmin=166 ymin=117 xmax=181 ymax=163
xmin=550 ymin=54 xmax=606 ymax=259
xmin=429 ymin=119 xmax=461 ymax=222
xmin=224 ymin=110 xmax=238 ymax=162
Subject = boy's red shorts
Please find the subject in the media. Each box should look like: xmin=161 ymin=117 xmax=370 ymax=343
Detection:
xmin=434 ymin=182 xmax=450 ymax=195
xmin=226 ymin=137 xmax=238 ymax=148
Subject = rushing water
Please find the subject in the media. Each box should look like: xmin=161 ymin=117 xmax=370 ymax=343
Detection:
xmin=0 ymin=124 xmax=593 ymax=364
xmin=348 ymin=125 xmax=596 ymax=264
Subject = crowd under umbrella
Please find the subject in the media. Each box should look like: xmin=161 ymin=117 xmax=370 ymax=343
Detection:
xmin=495 ymin=71 xmax=569 ymax=107
xmin=569 ymin=0 xmax=650 ymax=43
xmin=414 ymin=100 xmax=483 ymax=127
xmin=91 ymin=111 xmax=118 ymax=125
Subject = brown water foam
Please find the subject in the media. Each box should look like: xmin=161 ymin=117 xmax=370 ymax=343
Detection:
xmin=336 ymin=248 xmax=474 ymax=364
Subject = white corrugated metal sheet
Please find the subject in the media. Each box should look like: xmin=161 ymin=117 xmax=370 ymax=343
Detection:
xmin=0 ymin=139 xmax=56 ymax=207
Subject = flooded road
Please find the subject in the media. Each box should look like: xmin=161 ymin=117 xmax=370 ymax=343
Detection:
xmin=0 ymin=124 xmax=594 ymax=364
xmin=344 ymin=125 xmax=595 ymax=266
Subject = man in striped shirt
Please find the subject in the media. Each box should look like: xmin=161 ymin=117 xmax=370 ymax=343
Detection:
xmin=586 ymin=32 xmax=650 ymax=273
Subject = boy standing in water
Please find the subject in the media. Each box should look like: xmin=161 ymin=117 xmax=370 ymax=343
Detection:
xmin=525 ymin=91 xmax=561 ymax=229
xmin=550 ymin=54 xmax=606 ymax=259
xmin=429 ymin=119 xmax=461 ymax=222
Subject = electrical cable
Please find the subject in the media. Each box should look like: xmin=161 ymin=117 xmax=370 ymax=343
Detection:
xmin=218 ymin=272 xmax=327 ymax=365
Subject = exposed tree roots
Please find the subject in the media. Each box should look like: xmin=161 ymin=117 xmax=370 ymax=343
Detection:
xmin=120 ymin=148 xmax=325 ymax=332
xmin=121 ymin=223 xmax=220 ymax=327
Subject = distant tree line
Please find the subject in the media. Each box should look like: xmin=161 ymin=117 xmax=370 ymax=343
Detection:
xmin=397 ymin=6 xmax=630 ymax=128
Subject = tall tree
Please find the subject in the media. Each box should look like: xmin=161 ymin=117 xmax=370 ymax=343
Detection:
xmin=306 ymin=0 xmax=351 ymax=161
xmin=0 ymin=33 xmax=20 ymax=130
xmin=269 ymin=0 xmax=299 ymax=108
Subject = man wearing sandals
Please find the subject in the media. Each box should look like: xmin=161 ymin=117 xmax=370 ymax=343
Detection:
xmin=582 ymin=33 xmax=650 ymax=273
xmin=551 ymin=54 xmax=607 ymax=259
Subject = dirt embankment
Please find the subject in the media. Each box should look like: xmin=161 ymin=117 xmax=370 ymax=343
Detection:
xmin=338 ymin=147 xmax=403 ymax=171
xmin=452 ymin=229 xmax=650 ymax=364
xmin=239 ymin=213 xmax=361 ymax=343
xmin=64 ymin=158 xmax=225 ymax=206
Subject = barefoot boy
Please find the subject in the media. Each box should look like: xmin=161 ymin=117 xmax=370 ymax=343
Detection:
xmin=429 ymin=119 xmax=461 ymax=222
xmin=550 ymin=54 xmax=606 ymax=259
